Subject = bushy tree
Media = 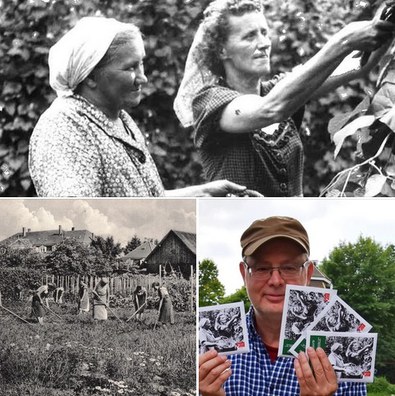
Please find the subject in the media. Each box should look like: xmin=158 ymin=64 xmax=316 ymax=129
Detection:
xmin=199 ymin=258 xmax=225 ymax=307
xmin=321 ymin=236 xmax=395 ymax=382
xmin=45 ymin=239 xmax=112 ymax=275
xmin=0 ymin=267 xmax=43 ymax=300
xmin=90 ymin=236 xmax=122 ymax=258
xmin=220 ymin=285 xmax=251 ymax=313
xmin=123 ymin=234 xmax=142 ymax=255
xmin=0 ymin=247 xmax=45 ymax=270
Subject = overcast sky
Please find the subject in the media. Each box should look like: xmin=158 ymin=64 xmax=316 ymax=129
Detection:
xmin=0 ymin=199 xmax=196 ymax=246
xmin=198 ymin=199 xmax=395 ymax=295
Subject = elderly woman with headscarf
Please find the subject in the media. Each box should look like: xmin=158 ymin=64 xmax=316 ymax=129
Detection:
xmin=199 ymin=317 xmax=224 ymax=354
xmin=328 ymin=342 xmax=348 ymax=380
xmin=29 ymin=17 xmax=257 ymax=197
xmin=174 ymin=0 xmax=395 ymax=196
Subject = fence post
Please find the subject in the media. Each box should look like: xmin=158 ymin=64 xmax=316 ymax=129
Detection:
xmin=190 ymin=265 xmax=194 ymax=313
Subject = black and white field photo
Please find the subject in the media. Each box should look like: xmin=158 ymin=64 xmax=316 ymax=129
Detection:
xmin=279 ymin=285 xmax=336 ymax=356
xmin=290 ymin=295 xmax=372 ymax=356
xmin=199 ymin=301 xmax=249 ymax=355
xmin=307 ymin=331 xmax=378 ymax=383
xmin=0 ymin=199 xmax=196 ymax=395
xmin=308 ymin=296 xmax=372 ymax=333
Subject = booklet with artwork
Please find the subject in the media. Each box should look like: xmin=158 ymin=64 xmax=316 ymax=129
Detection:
xmin=306 ymin=331 xmax=378 ymax=383
xmin=278 ymin=284 xmax=337 ymax=357
xmin=289 ymin=294 xmax=372 ymax=357
xmin=199 ymin=301 xmax=250 ymax=355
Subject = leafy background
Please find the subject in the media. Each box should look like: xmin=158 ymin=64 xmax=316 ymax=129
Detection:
xmin=0 ymin=0 xmax=381 ymax=196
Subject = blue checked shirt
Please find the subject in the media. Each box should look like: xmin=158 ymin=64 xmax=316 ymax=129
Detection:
xmin=223 ymin=309 xmax=367 ymax=396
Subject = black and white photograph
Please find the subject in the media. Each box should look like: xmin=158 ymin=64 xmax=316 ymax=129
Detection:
xmin=290 ymin=294 xmax=373 ymax=357
xmin=0 ymin=198 xmax=196 ymax=395
xmin=199 ymin=301 xmax=249 ymax=355
xmin=279 ymin=284 xmax=337 ymax=357
xmin=306 ymin=331 xmax=378 ymax=383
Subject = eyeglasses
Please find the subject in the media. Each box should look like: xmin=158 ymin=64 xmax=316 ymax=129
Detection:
xmin=242 ymin=258 xmax=314 ymax=281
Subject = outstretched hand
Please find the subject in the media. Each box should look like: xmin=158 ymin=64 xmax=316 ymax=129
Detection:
xmin=199 ymin=349 xmax=232 ymax=396
xmin=294 ymin=347 xmax=338 ymax=396
xmin=165 ymin=180 xmax=262 ymax=197
xmin=200 ymin=180 xmax=263 ymax=197
xmin=335 ymin=17 xmax=395 ymax=56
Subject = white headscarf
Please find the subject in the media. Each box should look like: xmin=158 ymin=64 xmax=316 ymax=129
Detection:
xmin=49 ymin=17 xmax=137 ymax=97
xmin=173 ymin=24 xmax=217 ymax=128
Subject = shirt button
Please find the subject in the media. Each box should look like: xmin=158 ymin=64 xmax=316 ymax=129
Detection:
xmin=280 ymin=183 xmax=287 ymax=191
xmin=279 ymin=168 xmax=287 ymax=176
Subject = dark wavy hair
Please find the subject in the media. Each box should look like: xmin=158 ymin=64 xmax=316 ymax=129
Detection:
xmin=196 ymin=0 xmax=264 ymax=77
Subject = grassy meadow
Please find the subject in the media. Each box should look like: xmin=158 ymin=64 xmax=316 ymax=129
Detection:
xmin=0 ymin=301 xmax=196 ymax=396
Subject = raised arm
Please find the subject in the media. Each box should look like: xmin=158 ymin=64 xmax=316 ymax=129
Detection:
xmin=220 ymin=20 xmax=395 ymax=133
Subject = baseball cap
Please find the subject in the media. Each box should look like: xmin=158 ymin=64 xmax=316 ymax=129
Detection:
xmin=240 ymin=216 xmax=310 ymax=256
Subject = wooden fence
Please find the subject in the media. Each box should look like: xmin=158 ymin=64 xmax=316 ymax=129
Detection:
xmin=43 ymin=265 xmax=196 ymax=311
xmin=43 ymin=273 xmax=160 ymax=296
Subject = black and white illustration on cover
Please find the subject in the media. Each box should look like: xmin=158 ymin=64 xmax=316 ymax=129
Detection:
xmin=199 ymin=301 xmax=249 ymax=355
xmin=306 ymin=331 xmax=377 ymax=383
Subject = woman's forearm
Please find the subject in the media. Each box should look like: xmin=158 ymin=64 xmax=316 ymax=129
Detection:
xmin=221 ymin=20 xmax=394 ymax=133
xmin=221 ymin=35 xmax=350 ymax=133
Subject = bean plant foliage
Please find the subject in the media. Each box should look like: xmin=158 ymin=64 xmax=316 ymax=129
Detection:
xmin=323 ymin=46 xmax=395 ymax=197
xmin=0 ymin=0 xmax=384 ymax=196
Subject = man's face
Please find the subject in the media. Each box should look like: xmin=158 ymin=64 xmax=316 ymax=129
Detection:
xmin=93 ymin=37 xmax=147 ymax=115
xmin=240 ymin=238 xmax=313 ymax=320
xmin=222 ymin=11 xmax=271 ymax=80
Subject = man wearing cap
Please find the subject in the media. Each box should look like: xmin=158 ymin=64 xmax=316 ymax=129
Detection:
xmin=199 ymin=216 xmax=366 ymax=396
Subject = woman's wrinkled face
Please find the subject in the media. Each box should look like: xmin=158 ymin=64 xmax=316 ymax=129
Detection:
xmin=93 ymin=37 xmax=148 ymax=115
xmin=221 ymin=11 xmax=271 ymax=79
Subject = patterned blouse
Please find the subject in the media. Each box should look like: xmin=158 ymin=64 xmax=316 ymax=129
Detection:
xmin=224 ymin=309 xmax=367 ymax=395
xmin=29 ymin=95 xmax=164 ymax=197
xmin=192 ymin=77 xmax=304 ymax=197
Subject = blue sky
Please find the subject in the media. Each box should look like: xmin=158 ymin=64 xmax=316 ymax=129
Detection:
xmin=198 ymin=198 xmax=395 ymax=295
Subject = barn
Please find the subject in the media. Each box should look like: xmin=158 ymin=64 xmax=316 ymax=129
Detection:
xmin=142 ymin=230 xmax=196 ymax=279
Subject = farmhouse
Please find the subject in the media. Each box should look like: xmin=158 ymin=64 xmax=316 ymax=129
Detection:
xmin=310 ymin=265 xmax=332 ymax=288
xmin=142 ymin=230 xmax=196 ymax=279
xmin=121 ymin=240 xmax=155 ymax=265
xmin=0 ymin=226 xmax=94 ymax=253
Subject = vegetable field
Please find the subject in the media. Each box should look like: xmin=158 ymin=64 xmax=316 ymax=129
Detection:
xmin=0 ymin=300 xmax=196 ymax=395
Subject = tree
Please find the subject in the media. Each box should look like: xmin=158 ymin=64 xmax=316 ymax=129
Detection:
xmin=220 ymin=286 xmax=251 ymax=313
xmin=320 ymin=236 xmax=395 ymax=382
xmin=90 ymin=236 xmax=122 ymax=258
xmin=199 ymin=258 xmax=225 ymax=307
xmin=0 ymin=247 xmax=45 ymax=270
xmin=123 ymin=234 xmax=142 ymax=255
xmin=45 ymin=239 xmax=112 ymax=276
